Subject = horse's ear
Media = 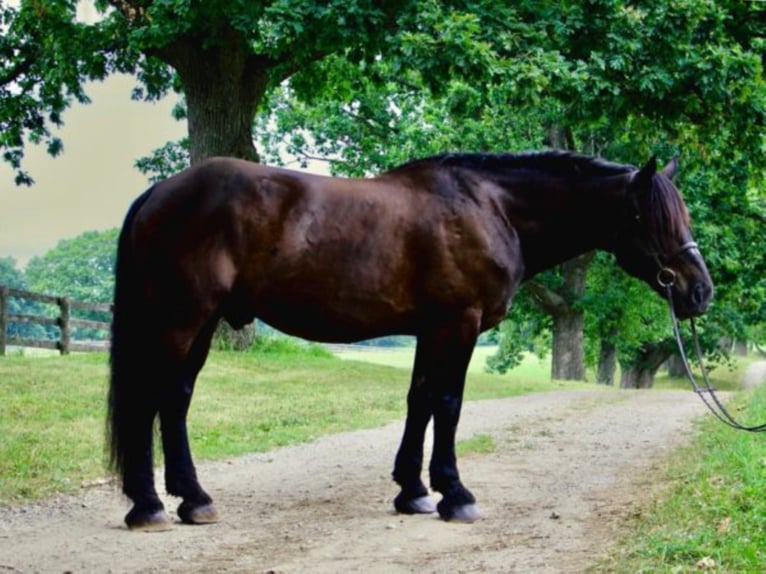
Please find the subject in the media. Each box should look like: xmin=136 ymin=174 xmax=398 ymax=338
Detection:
xmin=662 ymin=156 xmax=679 ymax=180
xmin=630 ymin=156 xmax=657 ymax=193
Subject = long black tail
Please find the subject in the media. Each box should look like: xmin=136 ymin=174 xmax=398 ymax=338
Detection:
xmin=107 ymin=187 xmax=156 ymax=477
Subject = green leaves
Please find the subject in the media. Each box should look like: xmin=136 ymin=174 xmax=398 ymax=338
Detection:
xmin=0 ymin=0 xmax=135 ymax=184
xmin=25 ymin=229 xmax=118 ymax=304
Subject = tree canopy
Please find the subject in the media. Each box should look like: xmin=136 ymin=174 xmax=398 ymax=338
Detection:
xmin=25 ymin=229 xmax=118 ymax=303
xmin=1 ymin=0 xmax=424 ymax=183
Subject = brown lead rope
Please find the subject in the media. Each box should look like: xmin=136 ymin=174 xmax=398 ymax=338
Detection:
xmin=664 ymin=282 xmax=766 ymax=433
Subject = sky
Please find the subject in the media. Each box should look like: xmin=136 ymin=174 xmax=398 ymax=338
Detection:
xmin=0 ymin=73 xmax=187 ymax=267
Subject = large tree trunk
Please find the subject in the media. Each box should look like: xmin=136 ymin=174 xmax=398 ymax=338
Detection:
xmin=620 ymin=343 xmax=672 ymax=389
xmin=157 ymin=30 xmax=268 ymax=163
xmin=527 ymin=252 xmax=594 ymax=381
xmin=551 ymin=309 xmax=585 ymax=380
xmin=597 ymin=338 xmax=617 ymax=385
xmin=666 ymin=354 xmax=686 ymax=377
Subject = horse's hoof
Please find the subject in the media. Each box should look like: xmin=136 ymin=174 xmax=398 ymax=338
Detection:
xmin=394 ymin=493 xmax=437 ymax=515
xmin=178 ymin=501 xmax=220 ymax=525
xmin=437 ymin=501 xmax=482 ymax=523
xmin=125 ymin=508 xmax=173 ymax=532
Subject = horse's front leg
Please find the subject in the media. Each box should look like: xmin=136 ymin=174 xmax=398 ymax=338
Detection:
xmin=429 ymin=372 xmax=480 ymax=522
xmin=392 ymin=342 xmax=437 ymax=514
xmin=427 ymin=319 xmax=481 ymax=522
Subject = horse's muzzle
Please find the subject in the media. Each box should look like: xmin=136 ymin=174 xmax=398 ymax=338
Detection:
xmin=676 ymin=280 xmax=713 ymax=318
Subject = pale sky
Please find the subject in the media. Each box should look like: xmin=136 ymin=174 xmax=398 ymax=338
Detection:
xmin=0 ymin=73 xmax=186 ymax=266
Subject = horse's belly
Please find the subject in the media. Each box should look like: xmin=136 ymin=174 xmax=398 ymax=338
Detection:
xmin=253 ymin=294 xmax=415 ymax=343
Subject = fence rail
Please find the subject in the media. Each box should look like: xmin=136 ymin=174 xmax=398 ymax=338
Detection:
xmin=0 ymin=285 xmax=112 ymax=356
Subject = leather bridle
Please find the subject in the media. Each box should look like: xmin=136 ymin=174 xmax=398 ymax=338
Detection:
xmin=653 ymin=240 xmax=699 ymax=288
xmin=660 ymin=272 xmax=766 ymax=433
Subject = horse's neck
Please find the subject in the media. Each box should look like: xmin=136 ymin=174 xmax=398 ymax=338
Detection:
xmin=496 ymin=173 xmax=632 ymax=278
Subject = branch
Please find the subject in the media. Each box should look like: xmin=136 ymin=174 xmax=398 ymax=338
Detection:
xmin=523 ymin=280 xmax=567 ymax=315
xmin=105 ymin=0 xmax=150 ymax=24
xmin=0 ymin=53 xmax=36 ymax=87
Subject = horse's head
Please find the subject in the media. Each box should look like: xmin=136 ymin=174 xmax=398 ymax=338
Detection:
xmin=612 ymin=157 xmax=713 ymax=318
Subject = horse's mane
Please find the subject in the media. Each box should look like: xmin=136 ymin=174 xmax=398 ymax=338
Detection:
xmin=387 ymin=150 xmax=636 ymax=179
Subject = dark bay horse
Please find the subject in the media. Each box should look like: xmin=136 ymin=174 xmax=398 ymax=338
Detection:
xmin=108 ymin=151 xmax=713 ymax=530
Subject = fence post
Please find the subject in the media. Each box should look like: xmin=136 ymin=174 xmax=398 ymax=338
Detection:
xmin=0 ymin=285 xmax=8 ymax=356
xmin=58 ymin=296 xmax=71 ymax=355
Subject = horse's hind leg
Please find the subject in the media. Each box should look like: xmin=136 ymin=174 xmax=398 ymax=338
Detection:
xmin=121 ymin=402 xmax=171 ymax=531
xmin=117 ymin=331 xmax=175 ymax=531
xmin=160 ymin=317 xmax=220 ymax=525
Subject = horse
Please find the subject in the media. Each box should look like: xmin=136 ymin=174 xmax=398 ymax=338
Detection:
xmin=108 ymin=151 xmax=713 ymax=530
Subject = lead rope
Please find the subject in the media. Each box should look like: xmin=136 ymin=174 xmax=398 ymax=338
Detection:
xmin=663 ymin=282 xmax=766 ymax=432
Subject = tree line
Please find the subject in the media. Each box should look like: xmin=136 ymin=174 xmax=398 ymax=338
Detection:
xmin=1 ymin=1 xmax=763 ymax=386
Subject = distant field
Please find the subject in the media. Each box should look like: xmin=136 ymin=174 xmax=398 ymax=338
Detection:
xmin=333 ymin=344 xmax=551 ymax=377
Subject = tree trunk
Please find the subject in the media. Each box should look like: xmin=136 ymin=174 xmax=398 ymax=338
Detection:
xmin=733 ymin=340 xmax=749 ymax=357
xmin=154 ymin=29 xmax=271 ymax=348
xmin=597 ymin=338 xmax=617 ymax=385
xmin=666 ymin=354 xmax=686 ymax=377
xmin=620 ymin=344 xmax=671 ymax=389
xmin=157 ymin=31 xmax=268 ymax=164
xmin=526 ymin=252 xmax=594 ymax=381
xmin=551 ymin=309 xmax=585 ymax=380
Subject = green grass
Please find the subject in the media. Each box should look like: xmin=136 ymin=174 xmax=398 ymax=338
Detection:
xmin=456 ymin=433 xmax=496 ymax=457
xmin=334 ymin=344 xmax=551 ymax=377
xmin=596 ymin=358 xmax=766 ymax=573
xmin=0 ymin=342 xmax=573 ymax=504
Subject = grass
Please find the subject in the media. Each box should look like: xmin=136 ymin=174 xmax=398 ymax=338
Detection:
xmin=456 ymin=433 xmax=496 ymax=457
xmin=334 ymin=344 xmax=541 ymax=375
xmin=0 ymin=342 xmax=575 ymax=504
xmin=595 ymin=357 xmax=766 ymax=573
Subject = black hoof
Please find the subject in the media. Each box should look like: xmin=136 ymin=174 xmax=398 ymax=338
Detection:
xmin=437 ymin=500 xmax=482 ymax=523
xmin=177 ymin=500 xmax=220 ymax=525
xmin=394 ymin=492 xmax=437 ymax=514
xmin=125 ymin=505 xmax=173 ymax=532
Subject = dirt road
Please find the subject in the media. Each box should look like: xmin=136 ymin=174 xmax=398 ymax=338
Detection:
xmin=1 ymin=379 xmax=762 ymax=573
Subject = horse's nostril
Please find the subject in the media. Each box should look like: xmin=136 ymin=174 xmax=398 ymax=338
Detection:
xmin=692 ymin=282 xmax=711 ymax=307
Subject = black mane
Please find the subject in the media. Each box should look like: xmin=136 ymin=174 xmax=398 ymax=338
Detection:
xmin=388 ymin=150 xmax=636 ymax=179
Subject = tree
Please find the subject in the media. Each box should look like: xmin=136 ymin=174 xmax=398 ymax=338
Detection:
xmin=0 ymin=0 xmax=128 ymax=185
xmin=25 ymin=229 xmax=118 ymax=302
xmin=25 ymin=229 xmax=118 ymax=339
xmin=0 ymin=256 xmax=50 ymax=340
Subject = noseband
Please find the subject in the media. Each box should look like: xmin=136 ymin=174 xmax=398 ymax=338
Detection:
xmin=654 ymin=240 xmax=699 ymax=288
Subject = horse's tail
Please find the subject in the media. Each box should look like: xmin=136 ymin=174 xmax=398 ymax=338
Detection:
xmin=107 ymin=187 xmax=155 ymax=477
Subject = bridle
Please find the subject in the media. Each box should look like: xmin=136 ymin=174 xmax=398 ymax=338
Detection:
xmin=658 ymin=251 xmax=766 ymax=432
xmin=654 ymin=240 xmax=699 ymax=289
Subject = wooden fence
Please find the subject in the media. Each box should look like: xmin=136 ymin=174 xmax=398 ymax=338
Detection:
xmin=0 ymin=285 xmax=112 ymax=355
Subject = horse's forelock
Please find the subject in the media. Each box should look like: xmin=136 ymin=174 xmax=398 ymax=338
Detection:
xmin=646 ymin=174 xmax=691 ymax=250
